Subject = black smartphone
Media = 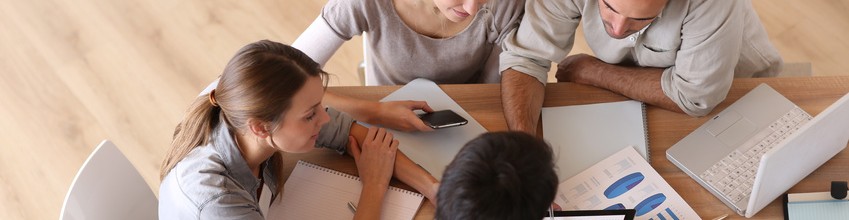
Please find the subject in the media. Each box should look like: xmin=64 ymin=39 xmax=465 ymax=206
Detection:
xmin=418 ymin=110 xmax=468 ymax=129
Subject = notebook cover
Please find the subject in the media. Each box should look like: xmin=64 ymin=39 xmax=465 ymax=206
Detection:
xmin=542 ymin=100 xmax=650 ymax=181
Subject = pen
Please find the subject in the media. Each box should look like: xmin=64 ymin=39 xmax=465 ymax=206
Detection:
xmin=548 ymin=207 xmax=554 ymax=220
xmin=711 ymin=214 xmax=728 ymax=220
xmin=347 ymin=201 xmax=357 ymax=214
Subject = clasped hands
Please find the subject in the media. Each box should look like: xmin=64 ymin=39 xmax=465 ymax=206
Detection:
xmin=556 ymin=53 xmax=601 ymax=84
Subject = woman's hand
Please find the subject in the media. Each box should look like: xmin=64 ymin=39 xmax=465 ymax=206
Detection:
xmin=349 ymin=127 xmax=398 ymax=187
xmin=348 ymin=127 xmax=399 ymax=219
xmin=367 ymin=101 xmax=435 ymax=132
xmin=323 ymin=92 xmax=434 ymax=132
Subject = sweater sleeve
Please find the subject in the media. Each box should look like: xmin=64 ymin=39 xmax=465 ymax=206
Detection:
xmin=315 ymin=107 xmax=355 ymax=154
xmin=292 ymin=16 xmax=346 ymax=67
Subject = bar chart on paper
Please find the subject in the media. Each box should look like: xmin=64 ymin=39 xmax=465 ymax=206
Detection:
xmin=554 ymin=147 xmax=698 ymax=220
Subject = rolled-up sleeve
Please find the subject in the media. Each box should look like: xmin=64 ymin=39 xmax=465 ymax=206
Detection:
xmin=661 ymin=0 xmax=743 ymax=117
xmin=316 ymin=107 xmax=354 ymax=154
xmin=499 ymin=0 xmax=582 ymax=84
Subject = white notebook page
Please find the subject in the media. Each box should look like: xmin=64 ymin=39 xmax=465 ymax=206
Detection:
xmin=267 ymin=161 xmax=423 ymax=219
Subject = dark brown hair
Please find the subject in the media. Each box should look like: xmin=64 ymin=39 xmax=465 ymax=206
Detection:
xmin=160 ymin=40 xmax=327 ymax=199
xmin=436 ymin=132 xmax=558 ymax=220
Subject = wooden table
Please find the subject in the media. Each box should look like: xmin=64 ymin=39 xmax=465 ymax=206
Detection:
xmin=281 ymin=76 xmax=849 ymax=219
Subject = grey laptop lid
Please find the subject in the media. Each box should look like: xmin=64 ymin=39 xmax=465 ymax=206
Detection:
xmin=667 ymin=83 xmax=849 ymax=217
xmin=746 ymin=91 xmax=849 ymax=217
xmin=667 ymin=84 xmax=798 ymax=177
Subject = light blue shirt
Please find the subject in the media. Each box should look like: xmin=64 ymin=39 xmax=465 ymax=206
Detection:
xmin=158 ymin=108 xmax=353 ymax=219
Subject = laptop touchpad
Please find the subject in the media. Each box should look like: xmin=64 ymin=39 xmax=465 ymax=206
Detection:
xmin=708 ymin=110 xmax=743 ymax=136
xmin=717 ymin=118 xmax=757 ymax=147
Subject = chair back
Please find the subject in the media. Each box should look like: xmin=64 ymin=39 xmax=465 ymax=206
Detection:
xmin=60 ymin=140 xmax=158 ymax=220
xmin=358 ymin=32 xmax=370 ymax=85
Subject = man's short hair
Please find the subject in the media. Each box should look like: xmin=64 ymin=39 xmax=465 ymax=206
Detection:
xmin=436 ymin=131 xmax=558 ymax=220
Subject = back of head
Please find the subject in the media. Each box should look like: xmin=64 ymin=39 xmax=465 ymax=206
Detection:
xmin=436 ymin=132 xmax=557 ymax=220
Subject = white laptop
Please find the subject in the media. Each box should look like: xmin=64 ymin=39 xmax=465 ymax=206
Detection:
xmin=666 ymin=83 xmax=849 ymax=218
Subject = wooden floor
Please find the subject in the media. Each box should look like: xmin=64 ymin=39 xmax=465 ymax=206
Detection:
xmin=1 ymin=0 xmax=847 ymax=219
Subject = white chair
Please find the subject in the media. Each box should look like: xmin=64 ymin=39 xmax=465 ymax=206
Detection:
xmin=60 ymin=140 xmax=158 ymax=220
xmin=357 ymin=32 xmax=370 ymax=85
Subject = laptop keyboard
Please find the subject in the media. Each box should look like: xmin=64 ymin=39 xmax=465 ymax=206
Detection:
xmin=698 ymin=107 xmax=812 ymax=206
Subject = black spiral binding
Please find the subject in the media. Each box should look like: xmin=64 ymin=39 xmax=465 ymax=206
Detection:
xmin=297 ymin=160 xmax=424 ymax=197
xmin=641 ymin=102 xmax=651 ymax=162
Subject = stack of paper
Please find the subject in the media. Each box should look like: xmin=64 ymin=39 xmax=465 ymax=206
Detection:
xmin=554 ymin=147 xmax=698 ymax=220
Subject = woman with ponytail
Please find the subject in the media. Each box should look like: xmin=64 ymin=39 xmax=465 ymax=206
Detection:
xmin=159 ymin=40 xmax=437 ymax=219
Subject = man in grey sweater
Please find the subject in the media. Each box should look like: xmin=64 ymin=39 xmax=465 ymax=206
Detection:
xmin=499 ymin=0 xmax=782 ymax=135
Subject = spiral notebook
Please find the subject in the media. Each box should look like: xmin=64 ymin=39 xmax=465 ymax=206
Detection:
xmin=541 ymin=100 xmax=649 ymax=181
xmin=785 ymin=191 xmax=849 ymax=219
xmin=267 ymin=160 xmax=423 ymax=219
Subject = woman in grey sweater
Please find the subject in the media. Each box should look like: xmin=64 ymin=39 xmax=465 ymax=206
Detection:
xmin=295 ymin=0 xmax=526 ymax=133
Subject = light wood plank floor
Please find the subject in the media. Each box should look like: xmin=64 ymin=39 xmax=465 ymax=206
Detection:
xmin=1 ymin=0 xmax=847 ymax=219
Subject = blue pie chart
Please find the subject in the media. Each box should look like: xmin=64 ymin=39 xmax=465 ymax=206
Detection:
xmin=604 ymin=203 xmax=626 ymax=210
xmin=604 ymin=172 xmax=645 ymax=199
xmin=634 ymin=193 xmax=666 ymax=216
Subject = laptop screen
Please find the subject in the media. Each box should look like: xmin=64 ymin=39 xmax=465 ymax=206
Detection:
xmin=545 ymin=210 xmax=636 ymax=220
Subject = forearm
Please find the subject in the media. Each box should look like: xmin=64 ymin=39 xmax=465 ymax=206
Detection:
xmin=349 ymin=124 xmax=438 ymax=202
xmin=391 ymin=148 xmax=438 ymax=204
xmin=572 ymin=60 xmax=683 ymax=114
xmin=501 ymin=69 xmax=545 ymax=136
xmin=353 ymin=184 xmax=387 ymax=220
xmin=325 ymin=92 xmax=377 ymax=122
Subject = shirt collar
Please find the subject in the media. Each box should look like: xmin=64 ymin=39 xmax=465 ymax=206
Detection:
xmin=211 ymin=121 xmax=278 ymax=198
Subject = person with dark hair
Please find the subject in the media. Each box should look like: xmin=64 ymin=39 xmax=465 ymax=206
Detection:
xmin=158 ymin=40 xmax=437 ymax=219
xmin=436 ymin=132 xmax=558 ymax=220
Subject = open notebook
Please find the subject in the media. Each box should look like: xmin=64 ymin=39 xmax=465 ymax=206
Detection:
xmin=267 ymin=161 xmax=423 ymax=219
xmin=542 ymin=100 xmax=649 ymax=181
xmin=785 ymin=191 xmax=849 ymax=219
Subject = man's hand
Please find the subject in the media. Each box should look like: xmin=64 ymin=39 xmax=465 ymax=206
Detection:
xmin=554 ymin=53 xmax=685 ymax=114
xmin=556 ymin=53 xmax=599 ymax=84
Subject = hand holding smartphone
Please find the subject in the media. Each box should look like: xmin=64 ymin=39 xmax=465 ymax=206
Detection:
xmin=417 ymin=110 xmax=468 ymax=129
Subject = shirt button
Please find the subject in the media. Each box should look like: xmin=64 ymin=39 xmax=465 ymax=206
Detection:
xmin=629 ymin=36 xmax=636 ymax=41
